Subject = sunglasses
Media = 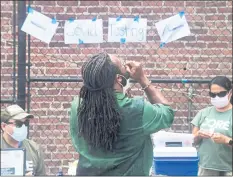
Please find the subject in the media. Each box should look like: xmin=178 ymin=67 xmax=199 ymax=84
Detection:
xmin=6 ymin=120 xmax=29 ymax=128
xmin=209 ymin=91 xmax=228 ymax=98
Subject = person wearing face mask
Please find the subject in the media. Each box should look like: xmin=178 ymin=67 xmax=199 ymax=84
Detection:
xmin=1 ymin=104 xmax=46 ymax=176
xmin=69 ymin=53 xmax=174 ymax=176
xmin=191 ymin=76 xmax=232 ymax=176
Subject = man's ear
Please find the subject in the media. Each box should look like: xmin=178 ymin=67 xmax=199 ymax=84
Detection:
xmin=115 ymin=74 xmax=122 ymax=83
xmin=1 ymin=122 xmax=6 ymax=132
xmin=229 ymin=89 xmax=232 ymax=96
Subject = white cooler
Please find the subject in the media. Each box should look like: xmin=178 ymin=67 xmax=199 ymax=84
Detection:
xmin=151 ymin=131 xmax=194 ymax=147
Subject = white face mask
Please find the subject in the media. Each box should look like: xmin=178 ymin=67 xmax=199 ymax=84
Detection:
xmin=6 ymin=124 xmax=28 ymax=142
xmin=117 ymin=74 xmax=128 ymax=88
xmin=211 ymin=95 xmax=229 ymax=108
xmin=123 ymin=79 xmax=131 ymax=94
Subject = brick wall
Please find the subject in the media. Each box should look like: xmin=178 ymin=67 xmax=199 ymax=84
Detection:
xmin=1 ymin=1 xmax=232 ymax=175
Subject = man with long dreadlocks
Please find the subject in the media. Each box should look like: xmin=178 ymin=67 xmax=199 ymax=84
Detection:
xmin=69 ymin=53 xmax=174 ymax=176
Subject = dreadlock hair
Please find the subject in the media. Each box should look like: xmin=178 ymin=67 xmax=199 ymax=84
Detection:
xmin=77 ymin=53 xmax=122 ymax=151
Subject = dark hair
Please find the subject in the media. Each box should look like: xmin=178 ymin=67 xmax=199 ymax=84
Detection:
xmin=209 ymin=76 xmax=232 ymax=104
xmin=77 ymin=53 xmax=121 ymax=151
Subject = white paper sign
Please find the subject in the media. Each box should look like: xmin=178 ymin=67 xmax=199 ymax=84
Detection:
xmin=155 ymin=12 xmax=190 ymax=44
xmin=108 ymin=18 xmax=147 ymax=42
xmin=21 ymin=9 xmax=59 ymax=44
xmin=64 ymin=19 xmax=103 ymax=44
xmin=1 ymin=149 xmax=25 ymax=176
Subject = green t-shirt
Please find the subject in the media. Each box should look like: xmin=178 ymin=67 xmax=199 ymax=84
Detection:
xmin=69 ymin=92 xmax=174 ymax=176
xmin=191 ymin=106 xmax=232 ymax=172
xmin=1 ymin=135 xmax=46 ymax=175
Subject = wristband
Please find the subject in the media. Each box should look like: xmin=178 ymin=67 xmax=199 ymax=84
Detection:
xmin=141 ymin=81 xmax=152 ymax=91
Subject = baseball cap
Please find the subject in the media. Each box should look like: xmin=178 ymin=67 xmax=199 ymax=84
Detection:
xmin=1 ymin=104 xmax=34 ymax=123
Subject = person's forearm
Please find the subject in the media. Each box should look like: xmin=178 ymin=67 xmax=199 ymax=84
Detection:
xmin=224 ymin=137 xmax=232 ymax=148
xmin=139 ymin=76 xmax=170 ymax=105
xmin=193 ymin=132 xmax=202 ymax=145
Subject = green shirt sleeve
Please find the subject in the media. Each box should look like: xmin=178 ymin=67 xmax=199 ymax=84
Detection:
xmin=69 ymin=97 xmax=80 ymax=152
xmin=142 ymin=101 xmax=174 ymax=135
xmin=191 ymin=109 xmax=204 ymax=128
xmin=35 ymin=146 xmax=46 ymax=175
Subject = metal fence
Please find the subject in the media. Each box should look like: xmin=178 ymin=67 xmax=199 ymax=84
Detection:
xmin=1 ymin=1 xmax=232 ymax=175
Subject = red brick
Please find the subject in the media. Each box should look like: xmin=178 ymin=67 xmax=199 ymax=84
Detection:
xmin=196 ymin=8 xmax=217 ymax=14
xmin=206 ymin=1 xmax=226 ymax=7
xmin=162 ymin=43 xmax=185 ymax=48
xmin=228 ymin=14 xmax=232 ymax=20
xmin=152 ymin=7 xmax=174 ymax=13
xmin=132 ymin=8 xmax=153 ymax=14
xmin=183 ymin=7 xmax=195 ymax=14
xmin=1 ymin=1 xmax=12 ymax=5
xmin=45 ymin=62 xmax=63 ymax=68
xmin=179 ymin=36 xmax=197 ymax=41
xmin=164 ymin=1 xmax=184 ymax=6
xmin=30 ymin=39 xmax=48 ymax=46
xmin=57 ymin=146 xmax=68 ymax=152
xmin=209 ymin=29 xmax=231 ymax=35
xmin=186 ymin=15 xmax=204 ymax=21
xmin=121 ymin=1 xmax=142 ymax=6
xmin=205 ymin=15 xmax=226 ymax=21
xmin=45 ymin=161 xmax=61 ymax=167
xmin=37 ymin=89 xmax=60 ymax=95
xmin=108 ymin=7 xmax=130 ymax=13
xmin=34 ymin=1 xmax=56 ymax=6
xmin=100 ymin=43 xmax=120 ymax=48
xmin=179 ymin=49 xmax=201 ymax=55
xmin=66 ymin=7 xmax=87 ymax=13
xmin=55 ymin=139 xmax=71 ymax=145
xmin=80 ymin=1 xmax=99 ymax=6
xmin=1 ymin=12 xmax=12 ymax=18
xmin=56 ymin=125 xmax=69 ymax=130
xmin=197 ymin=36 xmax=218 ymax=41
xmin=1 ymin=19 xmax=11 ymax=25
xmin=185 ymin=43 xmax=207 ymax=48
xmin=49 ymin=168 xmax=59 ymax=175
xmin=43 ymin=6 xmax=65 ymax=13
xmin=186 ymin=1 xmax=205 ymax=7
xmin=218 ymin=7 xmax=232 ymax=13
xmin=142 ymin=1 xmax=163 ymax=6
xmin=56 ymin=1 xmax=78 ymax=6
xmin=191 ymin=29 xmax=208 ymax=34
xmin=99 ymin=1 xmax=120 ymax=6
xmin=0 ymin=4 xmax=13 ymax=11
xmin=207 ymin=43 xmax=228 ymax=48
xmin=201 ymin=49 xmax=222 ymax=56
xmin=88 ymin=7 xmax=108 ymax=13
xmin=55 ymin=14 xmax=77 ymax=21
xmin=216 ymin=22 xmax=231 ymax=28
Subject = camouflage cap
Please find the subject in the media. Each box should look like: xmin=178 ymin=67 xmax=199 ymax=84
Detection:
xmin=1 ymin=104 xmax=34 ymax=123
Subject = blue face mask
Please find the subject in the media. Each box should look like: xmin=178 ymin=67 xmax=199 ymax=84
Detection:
xmin=7 ymin=124 xmax=28 ymax=142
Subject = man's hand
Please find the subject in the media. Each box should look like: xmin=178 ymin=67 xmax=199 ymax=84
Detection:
xmin=125 ymin=62 xmax=147 ymax=85
xmin=125 ymin=87 xmax=133 ymax=98
xmin=25 ymin=171 xmax=33 ymax=176
xmin=197 ymin=130 xmax=213 ymax=139
xmin=212 ymin=133 xmax=230 ymax=144
xmin=126 ymin=62 xmax=170 ymax=105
